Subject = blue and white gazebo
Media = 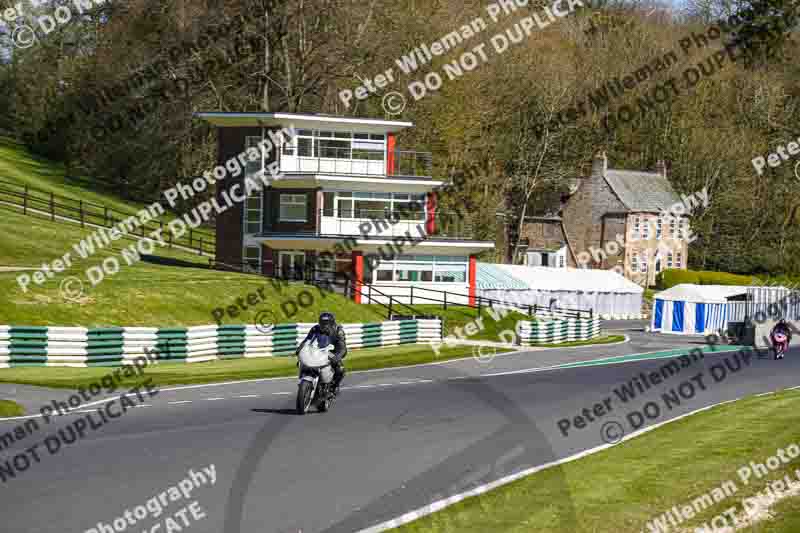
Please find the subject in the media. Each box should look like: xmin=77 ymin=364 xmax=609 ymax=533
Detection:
xmin=651 ymin=284 xmax=749 ymax=335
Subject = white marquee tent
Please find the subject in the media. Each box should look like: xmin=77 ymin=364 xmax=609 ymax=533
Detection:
xmin=650 ymin=284 xmax=749 ymax=335
xmin=476 ymin=264 xmax=644 ymax=319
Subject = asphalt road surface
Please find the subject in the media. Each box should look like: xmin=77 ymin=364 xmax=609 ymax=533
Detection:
xmin=0 ymin=332 xmax=795 ymax=533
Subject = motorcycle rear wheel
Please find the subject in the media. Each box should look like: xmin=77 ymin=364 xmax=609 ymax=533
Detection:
xmin=297 ymin=381 xmax=314 ymax=415
xmin=318 ymin=388 xmax=335 ymax=412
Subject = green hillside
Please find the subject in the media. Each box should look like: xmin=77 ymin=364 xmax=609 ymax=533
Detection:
xmin=0 ymin=136 xmax=162 ymax=215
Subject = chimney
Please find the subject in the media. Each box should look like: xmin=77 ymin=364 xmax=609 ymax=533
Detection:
xmin=655 ymin=160 xmax=667 ymax=179
xmin=592 ymin=151 xmax=607 ymax=178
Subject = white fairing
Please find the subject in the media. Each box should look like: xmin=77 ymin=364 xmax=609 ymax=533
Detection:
xmin=298 ymin=342 xmax=335 ymax=384
xmin=299 ymin=341 xmax=332 ymax=368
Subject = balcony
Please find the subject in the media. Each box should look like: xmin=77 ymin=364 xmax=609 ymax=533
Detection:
xmin=261 ymin=208 xmax=478 ymax=241
xmin=278 ymin=149 xmax=433 ymax=179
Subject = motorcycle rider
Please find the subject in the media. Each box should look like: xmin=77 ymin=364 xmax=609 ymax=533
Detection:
xmin=296 ymin=312 xmax=347 ymax=394
xmin=770 ymin=318 xmax=792 ymax=360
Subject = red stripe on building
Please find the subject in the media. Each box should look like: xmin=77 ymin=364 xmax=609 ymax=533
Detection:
xmin=352 ymin=251 xmax=364 ymax=303
xmin=468 ymin=255 xmax=477 ymax=306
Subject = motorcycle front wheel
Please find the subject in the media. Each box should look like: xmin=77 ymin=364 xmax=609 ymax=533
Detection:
xmin=297 ymin=381 xmax=314 ymax=415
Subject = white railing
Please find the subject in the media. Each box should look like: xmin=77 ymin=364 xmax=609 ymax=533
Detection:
xmin=319 ymin=215 xmax=426 ymax=237
xmin=281 ymin=155 xmax=387 ymax=176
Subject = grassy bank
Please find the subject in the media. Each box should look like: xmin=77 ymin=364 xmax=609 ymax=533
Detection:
xmin=0 ymin=343 xmax=511 ymax=390
xmin=0 ymin=399 xmax=24 ymax=416
xmin=535 ymin=334 xmax=625 ymax=348
xmin=393 ymin=389 xmax=800 ymax=533
xmin=0 ymin=208 xmax=386 ymax=326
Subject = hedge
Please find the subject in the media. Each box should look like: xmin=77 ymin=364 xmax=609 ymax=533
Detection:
xmin=656 ymin=269 xmax=759 ymax=289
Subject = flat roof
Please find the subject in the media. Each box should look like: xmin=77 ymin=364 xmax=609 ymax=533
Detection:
xmin=194 ymin=112 xmax=413 ymax=133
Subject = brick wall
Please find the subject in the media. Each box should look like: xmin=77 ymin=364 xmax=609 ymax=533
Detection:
xmin=215 ymin=126 xmax=279 ymax=268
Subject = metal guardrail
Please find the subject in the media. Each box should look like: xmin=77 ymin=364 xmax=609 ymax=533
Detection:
xmin=743 ymin=286 xmax=800 ymax=322
xmin=0 ymin=179 xmax=215 ymax=255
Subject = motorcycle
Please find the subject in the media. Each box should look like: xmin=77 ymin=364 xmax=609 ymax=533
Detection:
xmin=772 ymin=330 xmax=789 ymax=360
xmin=296 ymin=341 xmax=336 ymax=415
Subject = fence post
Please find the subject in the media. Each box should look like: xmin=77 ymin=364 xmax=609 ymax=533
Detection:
xmin=477 ymin=295 xmax=482 ymax=314
xmin=23 ymin=186 xmax=28 ymax=215
xmin=79 ymin=200 xmax=84 ymax=227
xmin=345 ymin=278 xmax=350 ymax=299
xmin=528 ymin=305 xmax=533 ymax=317
xmin=388 ymin=296 xmax=394 ymax=320
xmin=411 ymin=286 xmax=414 ymax=305
xmin=50 ymin=192 xmax=54 ymax=221
xmin=444 ymin=291 xmax=448 ymax=310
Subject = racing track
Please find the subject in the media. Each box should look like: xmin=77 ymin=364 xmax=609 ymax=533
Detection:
xmin=0 ymin=331 xmax=796 ymax=533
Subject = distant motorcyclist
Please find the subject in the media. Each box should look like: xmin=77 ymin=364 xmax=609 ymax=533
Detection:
xmin=296 ymin=312 xmax=347 ymax=393
xmin=770 ymin=319 xmax=792 ymax=360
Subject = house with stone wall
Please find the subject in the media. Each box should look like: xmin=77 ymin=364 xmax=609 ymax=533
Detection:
xmin=518 ymin=153 xmax=690 ymax=287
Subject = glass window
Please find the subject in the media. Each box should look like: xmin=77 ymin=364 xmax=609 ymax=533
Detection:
xmin=298 ymin=138 xmax=313 ymax=157
xmin=631 ymin=254 xmax=638 ymax=273
xmin=394 ymin=263 xmax=433 ymax=282
xmin=667 ymin=252 xmax=673 ymax=268
xmin=244 ymin=186 xmax=262 ymax=234
xmin=315 ymin=138 xmax=350 ymax=159
xmin=633 ymin=216 xmax=640 ymax=239
xmin=676 ymin=251 xmax=682 ymax=268
xmin=669 ymin=217 xmax=676 ymax=237
xmin=354 ymin=198 xmax=389 ymax=218
xmin=279 ymin=194 xmax=307 ymax=222
xmin=376 ymin=269 xmax=393 ymax=282
xmin=243 ymin=246 xmax=261 ymax=273
xmin=656 ymin=216 xmax=663 ymax=239
xmin=337 ymin=197 xmax=354 ymax=218
xmin=323 ymin=192 xmax=335 ymax=217
xmin=641 ymin=253 xmax=648 ymax=273
xmin=641 ymin=217 xmax=649 ymax=239
xmin=434 ymin=264 xmax=467 ymax=283
xmin=245 ymin=136 xmax=263 ymax=178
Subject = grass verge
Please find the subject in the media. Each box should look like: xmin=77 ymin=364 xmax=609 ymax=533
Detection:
xmin=0 ymin=343 xmax=511 ymax=390
xmin=0 ymin=399 xmax=25 ymax=416
xmin=393 ymin=389 xmax=800 ymax=533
